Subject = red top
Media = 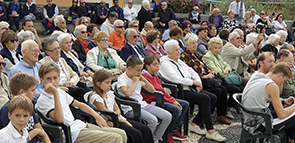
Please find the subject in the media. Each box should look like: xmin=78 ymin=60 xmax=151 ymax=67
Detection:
xmin=77 ymin=39 xmax=90 ymax=54
xmin=141 ymin=70 xmax=176 ymax=104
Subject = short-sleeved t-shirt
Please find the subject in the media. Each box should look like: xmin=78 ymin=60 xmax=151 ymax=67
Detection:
xmin=36 ymin=88 xmax=86 ymax=142
xmin=117 ymin=72 xmax=147 ymax=113
xmin=90 ymin=91 xmax=126 ymax=120
xmin=0 ymin=121 xmax=29 ymax=143
xmin=0 ymin=101 xmax=39 ymax=143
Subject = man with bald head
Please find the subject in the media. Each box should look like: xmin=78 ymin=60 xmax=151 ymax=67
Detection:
xmin=0 ymin=55 xmax=9 ymax=108
xmin=120 ymin=28 xmax=146 ymax=61
xmin=162 ymin=20 xmax=177 ymax=41
xmin=141 ymin=21 xmax=154 ymax=41
xmin=8 ymin=40 xmax=42 ymax=103
xmin=97 ymin=0 xmax=108 ymax=24
xmin=138 ymin=0 xmax=159 ymax=31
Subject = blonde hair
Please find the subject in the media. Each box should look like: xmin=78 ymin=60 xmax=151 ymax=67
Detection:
xmin=228 ymin=10 xmax=235 ymax=15
xmin=94 ymin=31 xmax=109 ymax=45
xmin=8 ymin=95 xmax=33 ymax=114
xmin=9 ymin=72 xmax=39 ymax=96
xmin=128 ymin=20 xmax=139 ymax=28
xmin=208 ymin=37 xmax=223 ymax=51
xmin=193 ymin=6 xmax=199 ymax=11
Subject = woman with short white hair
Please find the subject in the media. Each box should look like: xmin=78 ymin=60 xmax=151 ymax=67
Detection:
xmin=72 ymin=24 xmax=94 ymax=63
xmin=260 ymin=34 xmax=280 ymax=59
xmin=276 ymin=30 xmax=288 ymax=46
xmin=159 ymin=39 xmax=226 ymax=142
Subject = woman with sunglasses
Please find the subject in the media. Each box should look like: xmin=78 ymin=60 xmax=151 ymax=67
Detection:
xmin=72 ymin=24 xmax=94 ymax=64
xmin=181 ymin=20 xmax=192 ymax=37
xmin=0 ymin=30 xmax=20 ymax=74
xmin=273 ymin=13 xmax=287 ymax=32
xmin=256 ymin=11 xmax=272 ymax=28
xmin=145 ymin=30 xmax=167 ymax=58
xmin=86 ymin=31 xmax=126 ymax=80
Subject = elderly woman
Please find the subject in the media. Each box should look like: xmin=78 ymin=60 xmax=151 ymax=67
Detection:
xmin=16 ymin=30 xmax=33 ymax=56
xmin=87 ymin=24 xmax=99 ymax=47
xmin=241 ymin=11 xmax=255 ymax=32
xmin=181 ymin=20 xmax=192 ymax=37
xmin=86 ymin=31 xmax=126 ymax=79
xmin=276 ymin=30 xmax=288 ymax=47
xmin=0 ymin=30 xmax=20 ymax=74
xmin=180 ymin=34 xmax=230 ymax=125
xmin=208 ymin=24 xmax=217 ymax=39
xmin=202 ymin=37 xmax=244 ymax=119
xmin=260 ymin=34 xmax=280 ymax=59
xmin=77 ymin=16 xmax=90 ymax=26
xmin=164 ymin=26 xmax=185 ymax=52
xmin=58 ymin=33 xmax=94 ymax=79
xmin=256 ymin=11 xmax=272 ymax=28
xmin=222 ymin=10 xmax=239 ymax=31
xmin=145 ymin=30 xmax=167 ymax=58
xmin=159 ymin=39 xmax=226 ymax=142
xmin=128 ymin=20 xmax=146 ymax=48
xmin=196 ymin=26 xmax=209 ymax=57
xmin=273 ymin=13 xmax=287 ymax=32
xmin=72 ymin=24 xmax=94 ymax=63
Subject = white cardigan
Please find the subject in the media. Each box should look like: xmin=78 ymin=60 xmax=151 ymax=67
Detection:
xmin=86 ymin=46 xmax=125 ymax=71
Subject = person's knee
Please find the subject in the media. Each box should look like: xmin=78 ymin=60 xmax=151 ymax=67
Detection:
xmin=161 ymin=110 xmax=172 ymax=123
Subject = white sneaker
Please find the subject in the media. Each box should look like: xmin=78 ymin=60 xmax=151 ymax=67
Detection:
xmin=226 ymin=111 xmax=234 ymax=119
xmin=206 ymin=132 xmax=226 ymax=142
xmin=188 ymin=124 xmax=206 ymax=135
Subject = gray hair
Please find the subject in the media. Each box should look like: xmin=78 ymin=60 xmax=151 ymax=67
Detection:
xmin=142 ymin=0 xmax=149 ymax=8
xmin=50 ymin=30 xmax=64 ymax=40
xmin=114 ymin=19 xmax=124 ymax=27
xmin=74 ymin=24 xmax=87 ymax=37
xmin=124 ymin=28 xmax=136 ymax=41
xmin=276 ymin=30 xmax=288 ymax=38
xmin=233 ymin=28 xmax=243 ymax=35
xmin=21 ymin=40 xmax=37 ymax=52
xmin=108 ymin=12 xmax=118 ymax=18
xmin=213 ymin=8 xmax=219 ymax=13
xmin=265 ymin=34 xmax=280 ymax=45
xmin=54 ymin=15 xmax=64 ymax=26
xmin=0 ymin=21 xmax=9 ymax=29
xmin=57 ymin=33 xmax=71 ymax=45
xmin=144 ymin=21 xmax=153 ymax=27
xmin=168 ymin=20 xmax=176 ymax=26
xmin=228 ymin=31 xmax=239 ymax=40
xmin=183 ymin=33 xmax=198 ymax=45
xmin=42 ymin=37 xmax=58 ymax=51
xmin=245 ymin=32 xmax=258 ymax=45
xmin=18 ymin=31 xmax=33 ymax=44
xmin=164 ymin=39 xmax=179 ymax=53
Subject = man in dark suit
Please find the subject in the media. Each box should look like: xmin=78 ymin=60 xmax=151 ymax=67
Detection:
xmin=120 ymin=28 xmax=146 ymax=61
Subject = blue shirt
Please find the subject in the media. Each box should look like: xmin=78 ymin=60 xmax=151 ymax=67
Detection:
xmin=109 ymin=6 xmax=124 ymax=20
xmin=213 ymin=16 xmax=220 ymax=28
xmin=162 ymin=29 xmax=170 ymax=41
xmin=0 ymin=101 xmax=40 ymax=143
xmin=7 ymin=60 xmax=43 ymax=103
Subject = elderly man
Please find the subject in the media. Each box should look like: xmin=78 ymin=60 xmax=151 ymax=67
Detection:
xmin=157 ymin=2 xmax=175 ymax=29
xmin=250 ymin=8 xmax=260 ymax=24
xmin=109 ymin=20 xmax=126 ymax=52
xmin=8 ymin=40 xmax=42 ymax=103
xmin=162 ymin=20 xmax=178 ymax=41
xmin=208 ymin=8 xmax=224 ymax=31
xmin=138 ymin=0 xmax=159 ymax=31
xmin=257 ymin=52 xmax=275 ymax=74
xmin=120 ymin=28 xmax=146 ymax=61
xmin=123 ymin=0 xmax=137 ymax=22
xmin=228 ymin=0 xmax=245 ymax=19
xmin=100 ymin=12 xmax=118 ymax=34
xmin=53 ymin=15 xmax=76 ymax=41
xmin=109 ymin=0 xmax=124 ymax=20
xmin=141 ymin=21 xmax=154 ymax=41
xmin=220 ymin=32 xmax=264 ymax=84
xmin=0 ymin=55 xmax=10 ymax=108
xmin=17 ymin=20 xmax=42 ymax=50
xmin=97 ymin=0 xmax=108 ymax=24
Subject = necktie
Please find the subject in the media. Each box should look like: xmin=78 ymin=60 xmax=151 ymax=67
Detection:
xmin=135 ymin=45 xmax=145 ymax=58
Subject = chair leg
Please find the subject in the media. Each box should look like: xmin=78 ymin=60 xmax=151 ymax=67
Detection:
xmin=183 ymin=110 xmax=189 ymax=136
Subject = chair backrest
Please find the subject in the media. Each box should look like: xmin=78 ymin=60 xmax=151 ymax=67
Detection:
xmin=112 ymin=82 xmax=137 ymax=102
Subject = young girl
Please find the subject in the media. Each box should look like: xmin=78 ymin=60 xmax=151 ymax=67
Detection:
xmin=142 ymin=54 xmax=190 ymax=141
xmin=89 ymin=70 xmax=154 ymax=143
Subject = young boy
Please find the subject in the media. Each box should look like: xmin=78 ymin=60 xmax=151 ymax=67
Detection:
xmin=117 ymin=55 xmax=172 ymax=142
xmin=0 ymin=95 xmax=45 ymax=143
xmin=0 ymin=72 xmax=50 ymax=143
xmin=36 ymin=63 xmax=127 ymax=143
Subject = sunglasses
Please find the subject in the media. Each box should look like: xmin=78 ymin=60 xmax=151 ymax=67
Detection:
xmin=80 ymin=2 xmax=85 ymax=4
xmin=187 ymin=25 xmax=191 ymax=28
xmin=0 ymin=62 xmax=6 ymax=66
xmin=10 ymin=39 xmax=18 ymax=43
xmin=236 ymin=37 xmax=242 ymax=40
xmin=80 ymin=31 xmax=87 ymax=34
xmin=260 ymin=13 xmax=265 ymax=15
xmin=82 ymin=21 xmax=89 ymax=24
xmin=47 ymin=47 xmax=61 ymax=52
xmin=117 ymin=26 xmax=125 ymax=28
xmin=73 ymin=1 xmax=78 ymax=3
xmin=1 ymin=27 xmax=9 ymax=30
xmin=132 ymin=25 xmax=139 ymax=28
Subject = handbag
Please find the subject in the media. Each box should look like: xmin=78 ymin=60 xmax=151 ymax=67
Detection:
xmin=222 ymin=71 xmax=242 ymax=85
xmin=202 ymin=73 xmax=222 ymax=88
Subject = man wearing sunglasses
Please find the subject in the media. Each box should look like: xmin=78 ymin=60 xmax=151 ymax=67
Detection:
xmin=0 ymin=55 xmax=9 ymax=108
xmin=109 ymin=20 xmax=125 ymax=53
xmin=97 ymin=0 xmax=108 ymax=24
xmin=220 ymin=31 xmax=264 ymax=85
xmin=42 ymin=0 xmax=59 ymax=35
xmin=78 ymin=0 xmax=96 ymax=23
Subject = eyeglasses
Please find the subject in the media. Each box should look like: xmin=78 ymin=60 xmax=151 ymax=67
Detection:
xmin=80 ymin=30 xmax=87 ymax=34
xmin=101 ymin=39 xmax=109 ymax=42
xmin=80 ymin=2 xmax=85 ymax=4
xmin=10 ymin=39 xmax=18 ymax=43
xmin=117 ymin=26 xmax=125 ymax=28
xmin=187 ymin=25 xmax=191 ymax=28
xmin=132 ymin=35 xmax=139 ymax=38
xmin=1 ymin=27 xmax=9 ymax=30
xmin=47 ymin=47 xmax=61 ymax=52
xmin=0 ymin=62 xmax=6 ymax=66
xmin=81 ymin=21 xmax=89 ymax=24
xmin=260 ymin=13 xmax=265 ymax=15
xmin=132 ymin=25 xmax=139 ymax=28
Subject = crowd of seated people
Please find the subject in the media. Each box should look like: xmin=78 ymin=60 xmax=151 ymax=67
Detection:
xmin=1 ymin=0 xmax=295 ymax=142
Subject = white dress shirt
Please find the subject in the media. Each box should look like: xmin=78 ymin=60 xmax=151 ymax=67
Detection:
xmin=123 ymin=6 xmax=138 ymax=22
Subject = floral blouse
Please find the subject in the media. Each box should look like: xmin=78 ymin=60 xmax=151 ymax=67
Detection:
xmin=222 ymin=18 xmax=239 ymax=31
